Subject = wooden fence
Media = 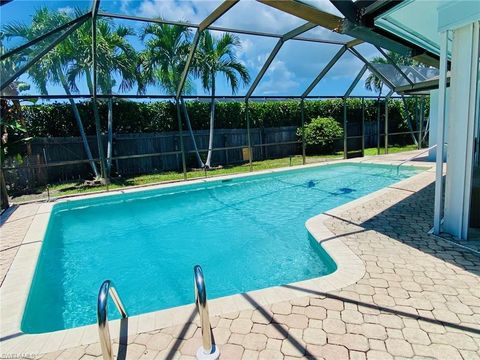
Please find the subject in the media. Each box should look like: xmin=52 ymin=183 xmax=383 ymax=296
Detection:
xmin=4 ymin=122 xmax=386 ymax=191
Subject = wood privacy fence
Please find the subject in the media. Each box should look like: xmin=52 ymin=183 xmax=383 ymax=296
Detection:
xmin=4 ymin=122 xmax=384 ymax=191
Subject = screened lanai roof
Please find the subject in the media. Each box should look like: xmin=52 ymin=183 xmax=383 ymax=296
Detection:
xmin=0 ymin=0 xmax=442 ymax=99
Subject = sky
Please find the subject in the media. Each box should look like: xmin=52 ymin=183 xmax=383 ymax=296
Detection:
xmin=0 ymin=0 xmax=387 ymax=100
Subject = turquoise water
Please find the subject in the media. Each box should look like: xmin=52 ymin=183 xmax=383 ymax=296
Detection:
xmin=22 ymin=163 xmax=420 ymax=333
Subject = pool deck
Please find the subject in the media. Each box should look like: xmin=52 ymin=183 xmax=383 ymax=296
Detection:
xmin=1 ymin=150 xmax=479 ymax=360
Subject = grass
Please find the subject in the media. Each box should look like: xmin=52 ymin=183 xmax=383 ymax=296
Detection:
xmin=364 ymin=144 xmax=418 ymax=156
xmin=10 ymin=144 xmax=420 ymax=203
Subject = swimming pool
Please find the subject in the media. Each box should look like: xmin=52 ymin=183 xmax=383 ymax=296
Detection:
xmin=22 ymin=163 xmax=421 ymax=333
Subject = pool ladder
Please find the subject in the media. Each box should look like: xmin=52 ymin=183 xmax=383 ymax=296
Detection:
xmin=194 ymin=265 xmax=219 ymax=360
xmin=97 ymin=280 xmax=128 ymax=360
xmin=97 ymin=265 xmax=218 ymax=360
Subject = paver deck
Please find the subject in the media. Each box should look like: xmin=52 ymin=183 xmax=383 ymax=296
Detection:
xmin=1 ymin=152 xmax=479 ymax=360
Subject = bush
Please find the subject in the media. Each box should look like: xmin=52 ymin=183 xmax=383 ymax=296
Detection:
xmin=21 ymin=98 xmax=426 ymax=137
xmin=300 ymin=117 xmax=343 ymax=154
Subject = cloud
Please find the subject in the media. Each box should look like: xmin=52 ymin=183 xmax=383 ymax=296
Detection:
xmin=136 ymin=0 xmax=218 ymax=22
xmin=214 ymin=0 xmax=303 ymax=34
xmin=305 ymin=0 xmax=343 ymax=17
xmin=120 ymin=0 xmax=132 ymax=13
xmin=58 ymin=6 xmax=74 ymax=15
xmin=110 ymin=0 xmax=379 ymax=96
xmin=255 ymin=60 xmax=299 ymax=95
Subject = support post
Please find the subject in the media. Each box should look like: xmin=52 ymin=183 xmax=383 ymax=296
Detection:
xmin=377 ymin=98 xmax=381 ymax=155
xmin=416 ymin=96 xmax=421 ymax=150
xmin=384 ymin=97 xmax=389 ymax=154
xmin=361 ymin=97 xmax=365 ymax=156
xmin=91 ymin=0 xmax=108 ymax=182
xmin=419 ymin=95 xmax=424 ymax=147
xmin=434 ymin=31 xmax=448 ymax=234
xmin=42 ymin=148 xmax=50 ymax=202
xmin=343 ymin=98 xmax=347 ymax=159
xmin=245 ymin=100 xmax=253 ymax=171
xmin=301 ymin=99 xmax=306 ymax=165
xmin=107 ymin=97 xmax=113 ymax=174
xmin=176 ymin=101 xmax=187 ymax=180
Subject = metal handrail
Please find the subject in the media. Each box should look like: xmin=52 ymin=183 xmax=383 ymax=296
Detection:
xmin=194 ymin=265 xmax=219 ymax=360
xmin=396 ymin=144 xmax=437 ymax=174
xmin=97 ymin=280 xmax=128 ymax=360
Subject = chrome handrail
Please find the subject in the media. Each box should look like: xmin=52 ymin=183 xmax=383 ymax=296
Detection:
xmin=396 ymin=144 xmax=438 ymax=174
xmin=194 ymin=265 xmax=219 ymax=360
xmin=97 ymin=280 xmax=128 ymax=360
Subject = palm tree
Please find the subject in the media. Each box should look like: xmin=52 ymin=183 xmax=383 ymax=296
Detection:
xmin=2 ymin=8 xmax=100 ymax=178
xmin=139 ymin=22 xmax=204 ymax=168
xmin=364 ymin=50 xmax=425 ymax=145
xmin=364 ymin=51 xmax=425 ymax=94
xmin=193 ymin=31 xmax=250 ymax=168
xmin=66 ymin=16 xmax=139 ymax=175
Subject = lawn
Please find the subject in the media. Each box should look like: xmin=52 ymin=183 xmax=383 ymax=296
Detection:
xmin=10 ymin=144 xmax=420 ymax=203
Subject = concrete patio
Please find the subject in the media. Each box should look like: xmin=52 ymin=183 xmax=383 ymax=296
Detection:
xmin=1 ymin=152 xmax=479 ymax=360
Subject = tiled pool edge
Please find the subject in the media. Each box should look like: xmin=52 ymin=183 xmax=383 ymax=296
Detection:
xmin=0 ymin=160 xmax=432 ymax=355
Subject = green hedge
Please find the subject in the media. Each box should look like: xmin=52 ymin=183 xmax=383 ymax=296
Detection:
xmin=22 ymin=98 xmax=428 ymax=137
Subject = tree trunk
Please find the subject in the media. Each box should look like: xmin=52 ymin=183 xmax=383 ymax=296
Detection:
xmin=205 ymin=73 xmax=216 ymax=168
xmin=180 ymin=98 xmax=204 ymax=168
xmin=107 ymin=97 xmax=113 ymax=175
xmin=57 ymin=69 xmax=100 ymax=178
xmin=85 ymin=72 xmax=107 ymax=181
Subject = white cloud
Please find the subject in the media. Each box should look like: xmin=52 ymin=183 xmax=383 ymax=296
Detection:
xmin=214 ymin=0 xmax=303 ymax=34
xmin=58 ymin=6 xmax=74 ymax=15
xmin=255 ymin=60 xmax=299 ymax=95
xmin=136 ymin=0 xmax=219 ymax=22
xmin=120 ymin=0 xmax=132 ymax=13
xmin=124 ymin=0 xmax=377 ymax=96
xmin=303 ymin=0 xmax=343 ymax=17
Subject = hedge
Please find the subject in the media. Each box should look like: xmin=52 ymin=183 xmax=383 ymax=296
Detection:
xmin=22 ymin=98 xmax=428 ymax=137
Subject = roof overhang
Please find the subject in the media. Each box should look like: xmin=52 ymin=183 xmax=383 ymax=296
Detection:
xmin=260 ymin=0 xmax=440 ymax=67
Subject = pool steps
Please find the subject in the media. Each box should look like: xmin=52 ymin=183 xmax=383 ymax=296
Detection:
xmin=97 ymin=266 xmax=219 ymax=360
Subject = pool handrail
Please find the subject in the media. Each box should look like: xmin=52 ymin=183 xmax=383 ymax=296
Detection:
xmin=97 ymin=280 xmax=128 ymax=360
xmin=396 ymin=144 xmax=439 ymax=174
xmin=194 ymin=265 xmax=219 ymax=360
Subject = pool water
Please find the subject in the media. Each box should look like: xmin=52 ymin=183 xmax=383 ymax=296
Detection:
xmin=22 ymin=163 xmax=421 ymax=333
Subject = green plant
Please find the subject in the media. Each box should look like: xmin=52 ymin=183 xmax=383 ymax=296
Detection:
xmin=4 ymin=7 xmax=140 ymax=179
xmin=140 ymin=22 xmax=204 ymax=167
xmin=193 ymin=31 xmax=250 ymax=167
xmin=3 ymin=8 xmax=100 ymax=177
xmin=300 ymin=117 xmax=343 ymax=154
xmin=20 ymin=98 xmax=426 ymax=138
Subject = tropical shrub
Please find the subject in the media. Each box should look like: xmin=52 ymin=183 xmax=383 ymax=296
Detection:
xmin=20 ymin=98 xmax=427 ymax=138
xmin=300 ymin=117 xmax=343 ymax=154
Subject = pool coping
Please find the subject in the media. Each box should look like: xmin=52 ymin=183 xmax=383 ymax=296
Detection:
xmin=0 ymin=158 xmax=433 ymax=355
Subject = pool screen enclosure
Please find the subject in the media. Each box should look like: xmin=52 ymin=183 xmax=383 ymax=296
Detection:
xmin=0 ymin=0 xmax=440 ymax=206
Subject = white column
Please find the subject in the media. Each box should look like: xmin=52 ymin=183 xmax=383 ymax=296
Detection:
xmin=428 ymin=89 xmax=450 ymax=161
xmin=433 ymin=31 xmax=448 ymax=235
xmin=443 ymin=22 xmax=479 ymax=239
